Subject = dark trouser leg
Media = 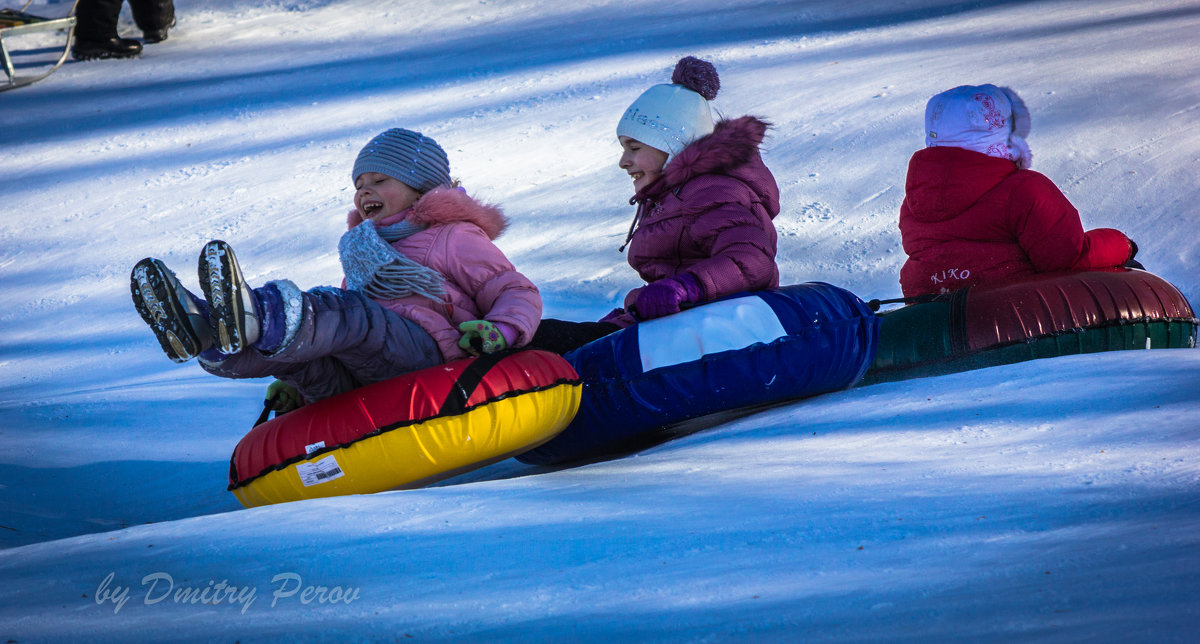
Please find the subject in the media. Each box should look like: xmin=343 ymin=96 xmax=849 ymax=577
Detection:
xmin=73 ymin=0 xmax=125 ymax=41
xmin=527 ymin=319 xmax=621 ymax=355
xmin=127 ymin=0 xmax=175 ymax=32
xmin=200 ymin=287 xmax=442 ymax=402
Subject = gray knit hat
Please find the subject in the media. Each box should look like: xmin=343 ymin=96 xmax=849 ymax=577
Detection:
xmin=352 ymin=128 xmax=452 ymax=192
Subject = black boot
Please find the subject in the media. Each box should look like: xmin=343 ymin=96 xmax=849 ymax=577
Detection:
xmin=131 ymin=258 xmax=214 ymax=363
xmin=142 ymin=28 xmax=169 ymax=43
xmin=131 ymin=0 xmax=175 ymax=44
xmin=198 ymin=240 xmax=263 ymax=355
xmin=72 ymin=37 xmax=143 ymax=60
xmin=142 ymin=17 xmax=175 ymax=43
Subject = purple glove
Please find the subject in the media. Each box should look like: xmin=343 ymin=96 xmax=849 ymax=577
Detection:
xmin=633 ymin=274 xmax=702 ymax=320
xmin=598 ymin=307 xmax=638 ymax=328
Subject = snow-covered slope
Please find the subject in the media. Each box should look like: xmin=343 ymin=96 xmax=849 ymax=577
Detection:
xmin=1 ymin=0 xmax=1198 ymax=640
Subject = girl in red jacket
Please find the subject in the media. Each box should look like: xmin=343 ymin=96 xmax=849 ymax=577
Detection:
xmin=898 ymin=84 xmax=1137 ymax=297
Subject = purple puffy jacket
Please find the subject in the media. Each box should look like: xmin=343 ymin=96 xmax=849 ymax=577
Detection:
xmin=622 ymin=116 xmax=781 ymax=310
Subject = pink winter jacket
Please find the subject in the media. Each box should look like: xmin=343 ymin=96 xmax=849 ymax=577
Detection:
xmin=622 ymin=116 xmax=781 ymax=309
xmin=346 ymin=187 xmax=542 ymax=361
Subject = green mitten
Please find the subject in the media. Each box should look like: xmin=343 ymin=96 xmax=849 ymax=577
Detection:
xmin=265 ymin=379 xmax=303 ymax=413
xmin=457 ymin=320 xmax=508 ymax=356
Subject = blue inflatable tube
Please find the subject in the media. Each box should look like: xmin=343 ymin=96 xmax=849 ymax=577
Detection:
xmin=518 ymin=283 xmax=880 ymax=465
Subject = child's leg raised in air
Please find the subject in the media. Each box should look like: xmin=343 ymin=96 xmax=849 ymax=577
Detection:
xmin=200 ymin=285 xmax=442 ymax=402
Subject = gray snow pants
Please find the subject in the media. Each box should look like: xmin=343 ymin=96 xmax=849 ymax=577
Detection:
xmin=200 ymin=286 xmax=442 ymax=403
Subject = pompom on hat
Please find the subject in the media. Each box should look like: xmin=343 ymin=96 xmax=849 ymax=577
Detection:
xmin=924 ymin=84 xmax=1033 ymax=169
xmin=352 ymin=128 xmax=452 ymax=192
xmin=617 ymin=56 xmax=720 ymax=158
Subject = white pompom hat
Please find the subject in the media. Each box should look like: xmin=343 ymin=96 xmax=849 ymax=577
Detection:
xmin=616 ymin=57 xmax=721 ymax=158
xmin=924 ymin=84 xmax=1033 ymax=169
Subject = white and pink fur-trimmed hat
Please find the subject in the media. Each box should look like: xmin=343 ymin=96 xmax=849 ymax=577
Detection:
xmin=924 ymin=84 xmax=1033 ymax=169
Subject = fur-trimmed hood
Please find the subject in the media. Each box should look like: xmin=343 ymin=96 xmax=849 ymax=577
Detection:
xmin=636 ymin=115 xmax=774 ymax=205
xmin=347 ymin=186 xmax=509 ymax=240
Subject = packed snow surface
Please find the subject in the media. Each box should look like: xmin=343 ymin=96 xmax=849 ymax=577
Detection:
xmin=1 ymin=0 xmax=1198 ymax=640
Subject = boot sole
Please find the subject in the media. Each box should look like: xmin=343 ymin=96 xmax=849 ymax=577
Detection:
xmin=131 ymin=258 xmax=203 ymax=363
xmin=72 ymin=49 xmax=142 ymax=61
xmin=199 ymin=240 xmax=249 ymax=354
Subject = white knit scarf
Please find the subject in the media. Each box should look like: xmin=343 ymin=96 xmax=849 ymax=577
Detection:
xmin=338 ymin=220 xmax=446 ymax=301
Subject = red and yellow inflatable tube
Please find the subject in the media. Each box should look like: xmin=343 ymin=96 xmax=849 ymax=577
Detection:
xmin=228 ymin=349 xmax=581 ymax=508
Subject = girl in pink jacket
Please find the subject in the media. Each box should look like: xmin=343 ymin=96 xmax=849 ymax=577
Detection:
xmin=131 ymin=128 xmax=542 ymax=407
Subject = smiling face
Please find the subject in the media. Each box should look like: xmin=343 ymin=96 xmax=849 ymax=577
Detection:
xmin=618 ymin=136 xmax=669 ymax=194
xmin=354 ymin=172 xmax=422 ymax=222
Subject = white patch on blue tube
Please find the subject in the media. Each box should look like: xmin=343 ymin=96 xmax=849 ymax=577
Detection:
xmin=638 ymin=296 xmax=788 ymax=373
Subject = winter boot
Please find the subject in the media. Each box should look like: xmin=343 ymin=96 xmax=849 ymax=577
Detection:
xmin=131 ymin=258 xmax=214 ymax=363
xmin=198 ymin=240 xmax=262 ymax=355
xmin=72 ymin=37 xmax=143 ymax=61
xmin=141 ymin=16 xmax=176 ymax=44
xmin=131 ymin=0 xmax=175 ymax=43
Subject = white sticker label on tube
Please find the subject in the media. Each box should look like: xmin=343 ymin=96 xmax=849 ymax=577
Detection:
xmin=297 ymin=455 xmax=345 ymax=487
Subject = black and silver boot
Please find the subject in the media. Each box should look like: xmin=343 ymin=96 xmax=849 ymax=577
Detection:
xmin=131 ymin=258 xmax=213 ymax=363
xmin=198 ymin=240 xmax=261 ymax=355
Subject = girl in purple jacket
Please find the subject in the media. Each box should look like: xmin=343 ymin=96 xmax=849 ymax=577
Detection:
xmin=531 ymin=56 xmax=782 ymax=353
xmin=131 ymin=128 xmax=542 ymax=409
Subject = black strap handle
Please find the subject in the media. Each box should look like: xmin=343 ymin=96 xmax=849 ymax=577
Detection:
xmin=253 ymin=397 xmax=276 ymax=428
xmin=250 ymin=349 xmax=523 ymax=429
xmin=438 ymin=349 xmax=520 ymax=417
xmin=866 ymin=293 xmax=941 ymax=312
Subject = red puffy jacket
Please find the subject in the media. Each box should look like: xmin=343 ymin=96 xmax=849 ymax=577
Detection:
xmin=898 ymin=146 xmax=1132 ymax=297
